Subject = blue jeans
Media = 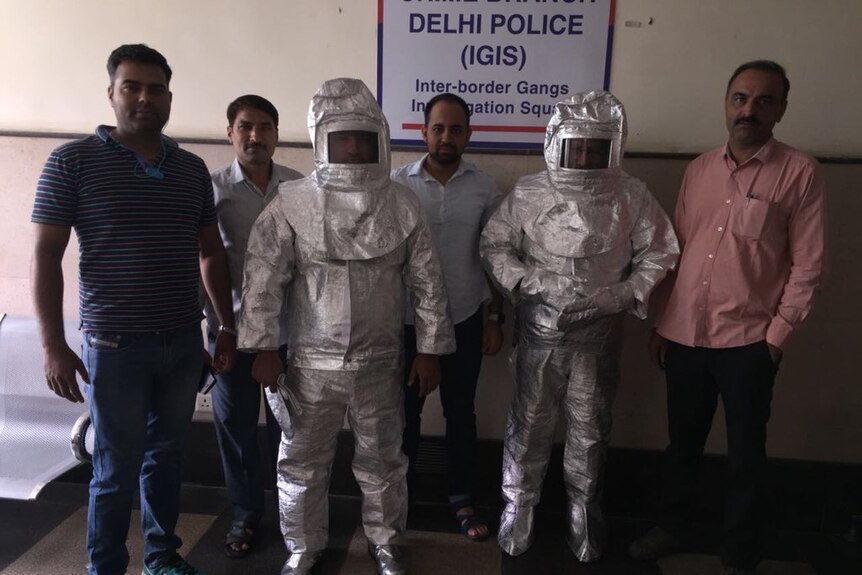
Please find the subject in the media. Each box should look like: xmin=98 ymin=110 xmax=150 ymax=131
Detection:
xmin=208 ymin=339 xmax=282 ymax=527
xmin=82 ymin=324 xmax=202 ymax=575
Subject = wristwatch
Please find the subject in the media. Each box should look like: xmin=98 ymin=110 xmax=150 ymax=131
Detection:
xmin=217 ymin=324 xmax=238 ymax=337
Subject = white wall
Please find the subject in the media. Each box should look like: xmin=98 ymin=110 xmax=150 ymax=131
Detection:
xmin=1 ymin=1 xmax=860 ymax=463
xmin=610 ymin=0 xmax=862 ymax=156
xmin=0 ymin=0 xmax=376 ymax=141
xmin=1 ymin=1 xmax=860 ymax=156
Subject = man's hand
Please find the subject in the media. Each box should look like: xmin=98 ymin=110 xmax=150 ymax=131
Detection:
xmin=648 ymin=330 xmax=668 ymax=370
xmin=211 ymin=331 xmax=236 ymax=374
xmin=407 ymin=353 xmax=440 ymax=397
xmin=767 ymin=342 xmax=783 ymax=367
xmin=32 ymin=223 xmax=85 ymax=402
xmin=44 ymin=344 xmax=88 ymax=403
xmin=483 ymin=277 xmax=505 ymax=356
xmin=482 ymin=320 xmax=503 ymax=355
xmin=251 ymin=350 xmax=284 ymax=392
xmin=199 ymin=223 xmax=237 ymax=372
xmin=558 ymin=295 xmax=597 ymax=329
xmin=202 ymin=347 xmax=213 ymax=369
xmin=594 ymin=283 xmax=635 ymax=315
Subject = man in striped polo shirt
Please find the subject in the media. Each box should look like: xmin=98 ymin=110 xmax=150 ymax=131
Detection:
xmin=31 ymin=44 xmax=235 ymax=575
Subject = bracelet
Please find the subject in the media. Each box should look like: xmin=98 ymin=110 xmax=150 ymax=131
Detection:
xmin=217 ymin=324 xmax=238 ymax=337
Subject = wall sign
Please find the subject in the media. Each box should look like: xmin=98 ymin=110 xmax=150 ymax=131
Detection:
xmin=378 ymin=0 xmax=616 ymax=149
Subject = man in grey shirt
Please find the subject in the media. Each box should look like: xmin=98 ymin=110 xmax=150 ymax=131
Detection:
xmin=206 ymin=94 xmax=303 ymax=558
xmin=391 ymin=92 xmax=504 ymax=541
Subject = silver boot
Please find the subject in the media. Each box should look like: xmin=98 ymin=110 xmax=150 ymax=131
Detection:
xmin=280 ymin=552 xmax=320 ymax=575
xmin=367 ymin=544 xmax=407 ymax=575
xmin=497 ymin=504 xmax=535 ymax=556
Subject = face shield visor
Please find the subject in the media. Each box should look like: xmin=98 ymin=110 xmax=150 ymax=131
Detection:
xmin=327 ymin=129 xmax=380 ymax=165
xmin=308 ymin=78 xmax=390 ymax=190
xmin=559 ymin=137 xmax=612 ymax=170
xmin=544 ymin=91 xmax=628 ymax=185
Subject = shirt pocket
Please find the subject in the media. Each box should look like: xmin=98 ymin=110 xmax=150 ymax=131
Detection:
xmin=733 ymin=196 xmax=775 ymax=241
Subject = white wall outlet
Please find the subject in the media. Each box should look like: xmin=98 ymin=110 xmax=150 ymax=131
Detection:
xmin=195 ymin=393 xmax=213 ymax=412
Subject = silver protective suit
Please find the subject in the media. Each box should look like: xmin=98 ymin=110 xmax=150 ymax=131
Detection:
xmin=481 ymin=91 xmax=679 ymax=561
xmin=238 ymin=78 xmax=455 ymax=574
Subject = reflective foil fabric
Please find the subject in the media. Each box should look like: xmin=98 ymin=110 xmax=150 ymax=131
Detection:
xmin=308 ymin=77 xmax=390 ymax=191
xmin=481 ymin=91 xmax=678 ymax=561
xmin=481 ymin=90 xmax=678 ymax=341
xmin=499 ymin=340 xmax=622 ymax=560
xmin=266 ymin=368 xmax=407 ymax=560
xmin=237 ymin=78 xmax=454 ymax=572
xmin=481 ymin=170 xmax=677 ymax=342
xmin=544 ymin=90 xmax=626 ymax=188
xmin=237 ymin=182 xmax=454 ymax=367
xmin=238 ymin=78 xmax=455 ymax=363
xmin=293 ymin=77 xmax=414 ymax=260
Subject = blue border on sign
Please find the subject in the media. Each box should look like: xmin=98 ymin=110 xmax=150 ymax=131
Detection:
xmin=604 ymin=0 xmax=616 ymax=90
xmin=377 ymin=0 xmax=384 ymax=107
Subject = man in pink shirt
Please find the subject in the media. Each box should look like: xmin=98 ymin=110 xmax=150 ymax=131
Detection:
xmin=628 ymin=61 xmax=825 ymax=575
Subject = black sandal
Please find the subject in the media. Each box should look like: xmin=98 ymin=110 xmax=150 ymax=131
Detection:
xmin=224 ymin=521 xmax=256 ymax=559
xmin=456 ymin=512 xmax=490 ymax=542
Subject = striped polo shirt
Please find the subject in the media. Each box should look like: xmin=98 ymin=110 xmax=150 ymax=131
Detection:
xmin=32 ymin=125 xmax=216 ymax=332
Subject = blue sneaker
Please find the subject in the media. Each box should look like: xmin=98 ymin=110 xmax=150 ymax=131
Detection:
xmin=142 ymin=555 xmax=205 ymax=575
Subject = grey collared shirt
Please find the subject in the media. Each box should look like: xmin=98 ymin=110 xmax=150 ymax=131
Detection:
xmin=392 ymin=155 xmax=502 ymax=324
xmin=205 ymin=158 xmax=303 ymax=342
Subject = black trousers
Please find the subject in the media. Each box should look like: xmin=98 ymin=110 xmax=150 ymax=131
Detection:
xmin=402 ymin=309 xmax=484 ymax=508
xmin=659 ymin=340 xmax=777 ymax=569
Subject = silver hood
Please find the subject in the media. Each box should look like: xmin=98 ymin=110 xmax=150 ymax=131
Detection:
xmin=543 ymin=91 xmax=626 ymax=190
xmin=281 ymin=78 xmax=413 ymax=260
xmin=308 ymin=77 xmax=390 ymax=191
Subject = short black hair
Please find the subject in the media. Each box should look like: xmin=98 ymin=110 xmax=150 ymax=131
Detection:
xmin=226 ymin=95 xmax=280 ymax=128
xmin=423 ymin=93 xmax=471 ymax=128
xmin=107 ymin=44 xmax=172 ymax=85
xmin=727 ymin=60 xmax=790 ymax=101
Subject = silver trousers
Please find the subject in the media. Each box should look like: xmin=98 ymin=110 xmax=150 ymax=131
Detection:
xmin=267 ymin=367 xmax=408 ymax=559
xmin=498 ymin=340 xmax=620 ymax=562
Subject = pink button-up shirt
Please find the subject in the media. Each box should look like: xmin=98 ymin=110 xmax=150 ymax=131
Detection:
xmin=656 ymin=138 xmax=825 ymax=349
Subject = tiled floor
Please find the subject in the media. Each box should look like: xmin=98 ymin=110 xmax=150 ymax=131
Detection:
xmin=1 ymin=481 xmax=859 ymax=575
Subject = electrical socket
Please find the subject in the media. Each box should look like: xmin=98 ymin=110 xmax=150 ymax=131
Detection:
xmin=195 ymin=393 xmax=213 ymax=412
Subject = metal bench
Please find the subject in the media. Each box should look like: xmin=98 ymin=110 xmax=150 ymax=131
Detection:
xmin=0 ymin=314 xmax=87 ymax=500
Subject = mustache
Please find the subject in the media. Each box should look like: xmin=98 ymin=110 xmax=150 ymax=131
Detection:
xmin=244 ymin=142 xmax=266 ymax=150
xmin=735 ymin=116 xmax=759 ymax=126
